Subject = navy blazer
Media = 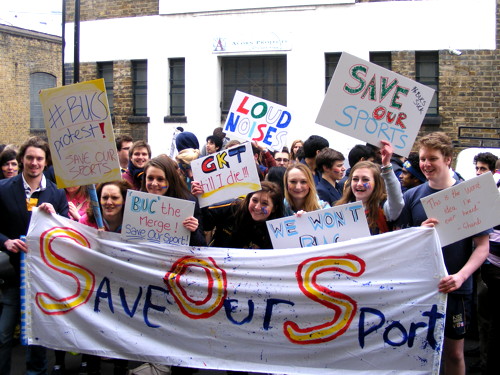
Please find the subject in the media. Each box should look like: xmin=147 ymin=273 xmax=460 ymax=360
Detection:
xmin=316 ymin=177 xmax=343 ymax=206
xmin=0 ymin=173 xmax=69 ymax=283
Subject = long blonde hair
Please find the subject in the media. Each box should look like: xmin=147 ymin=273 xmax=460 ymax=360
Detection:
xmin=284 ymin=164 xmax=321 ymax=212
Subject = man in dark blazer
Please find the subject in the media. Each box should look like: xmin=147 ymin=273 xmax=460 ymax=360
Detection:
xmin=0 ymin=136 xmax=68 ymax=375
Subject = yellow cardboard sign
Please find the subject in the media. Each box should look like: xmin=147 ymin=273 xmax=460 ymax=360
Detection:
xmin=39 ymin=79 xmax=121 ymax=188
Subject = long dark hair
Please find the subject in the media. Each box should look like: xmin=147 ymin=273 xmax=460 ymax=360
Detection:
xmin=234 ymin=181 xmax=284 ymax=228
xmin=141 ymin=155 xmax=191 ymax=200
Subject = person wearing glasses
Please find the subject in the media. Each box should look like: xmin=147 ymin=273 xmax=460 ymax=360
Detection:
xmin=273 ymin=148 xmax=290 ymax=168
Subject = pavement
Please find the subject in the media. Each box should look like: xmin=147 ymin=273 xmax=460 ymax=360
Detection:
xmin=10 ymin=337 xmax=484 ymax=375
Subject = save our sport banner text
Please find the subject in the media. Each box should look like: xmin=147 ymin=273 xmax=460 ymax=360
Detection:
xmin=26 ymin=209 xmax=447 ymax=374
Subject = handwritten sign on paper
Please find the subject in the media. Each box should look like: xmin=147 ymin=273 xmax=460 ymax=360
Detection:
xmin=421 ymin=172 xmax=500 ymax=246
xmin=266 ymin=202 xmax=371 ymax=249
xmin=223 ymin=91 xmax=291 ymax=151
xmin=122 ymin=190 xmax=195 ymax=246
xmin=316 ymin=52 xmax=435 ymax=157
xmin=191 ymin=142 xmax=261 ymax=207
xmin=39 ymin=79 xmax=121 ymax=188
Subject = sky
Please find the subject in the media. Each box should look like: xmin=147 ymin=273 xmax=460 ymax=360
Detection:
xmin=0 ymin=0 xmax=63 ymax=36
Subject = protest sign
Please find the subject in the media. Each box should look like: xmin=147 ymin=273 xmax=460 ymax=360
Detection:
xmin=26 ymin=209 xmax=446 ymax=374
xmin=122 ymin=190 xmax=195 ymax=246
xmin=223 ymin=91 xmax=291 ymax=151
xmin=191 ymin=142 xmax=261 ymax=207
xmin=421 ymin=172 xmax=500 ymax=246
xmin=39 ymin=79 xmax=121 ymax=188
xmin=266 ymin=202 xmax=370 ymax=249
xmin=316 ymin=52 xmax=435 ymax=157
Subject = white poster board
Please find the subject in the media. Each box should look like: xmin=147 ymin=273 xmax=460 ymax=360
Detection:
xmin=122 ymin=190 xmax=195 ymax=246
xmin=421 ymin=172 xmax=500 ymax=246
xmin=316 ymin=52 xmax=435 ymax=157
xmin=223 ymin=91 xmax=291 ymax=151
xmin=39 ymin=79 xmax=121 ymax=188
xmin=266 ymin=202 xmax=370 ymax=249
xmin=191 ymin=142 xmax=261 ymax=207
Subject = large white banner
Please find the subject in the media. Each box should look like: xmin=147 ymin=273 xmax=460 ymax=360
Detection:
xmin=26 ymin=210 xmax=447 ymax=374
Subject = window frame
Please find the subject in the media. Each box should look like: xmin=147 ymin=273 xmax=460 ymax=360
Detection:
xmin=132 ymin=60 xmax=148 ymax=116
xmin=220 ymin=55 xmax=287 ymax=116
xmin=30 ymin=72 xmax=57 ymax=130
xmin=169 ymin=58 xmax=186 ymax=117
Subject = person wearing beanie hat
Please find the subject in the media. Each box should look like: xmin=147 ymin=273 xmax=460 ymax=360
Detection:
xmin=175 ymin=131 xmax=199 ymax=152
xmin=400 ymin=152 xmax=426 ymax=192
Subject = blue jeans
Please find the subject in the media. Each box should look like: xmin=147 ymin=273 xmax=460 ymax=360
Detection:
xmin=0 ymin=285 xmax=47 ymax=375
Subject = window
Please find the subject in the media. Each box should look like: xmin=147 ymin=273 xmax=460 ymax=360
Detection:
xmin=132 ymin=60 xmax=148 ymax=116
xmin=221 ymin=56 xmax=286 ymax=115
xmin=415 ymin=51 xmax=439 ymax=116
xmin=325 ymin=53 xmax=342 ymax=91
xmin=30 ymin=72 xmax=56 ymax=130
xmin=98 ymin=62 xmax=114 ymax=115
xmin=370 ymin=52 xmax=392 ymax=71
xmin=169 ymin=58 xmax=185 ymax=116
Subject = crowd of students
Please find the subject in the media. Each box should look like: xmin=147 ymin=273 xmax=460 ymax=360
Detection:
xmin=0 ymin=128 xmax=499 ymax=375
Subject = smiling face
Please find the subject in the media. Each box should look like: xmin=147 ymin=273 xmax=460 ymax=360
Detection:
xmin=1 ymin=159 xmax=19 ymax=179
xmin=100 ymin=184 xmax=124 ymax=221
xmin=419 ymin=147 xmax=451 ymax=183
xmin=145 ymin=166 xmax=169 ymax=195
xmin=131 ymin=147 xmax=150 ymax=169
xmin=21 ymin=146 xmax=46 ymax=180
xmin=287 ymin=168 xmax=310 ymax=202
xmin=248 ymin=191 xmax=274 ymax=222
xmin=351 ymin=167 xmax=375 ymax=203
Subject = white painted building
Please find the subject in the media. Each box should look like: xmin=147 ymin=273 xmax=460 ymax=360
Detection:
xmin=63 ymin=0 xmax=497 ymax=158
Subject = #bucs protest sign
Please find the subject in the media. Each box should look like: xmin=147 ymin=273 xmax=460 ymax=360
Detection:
xmin=316 ymin=52 xmax=435 ymax=157
xmin=25 ymin=209 xmax=446 ymax=374
xmin=122 ymin=190 xmax=195 ymax=246
xmin=223 ymin=91 xmax=291 ymax=151
xmin=191 ymin=142 xmax=261 ymax=207
xmin=266 ymin=202 xmax=371 ymax=249
xmin=39 ymin=79 xmax=121 ymax=188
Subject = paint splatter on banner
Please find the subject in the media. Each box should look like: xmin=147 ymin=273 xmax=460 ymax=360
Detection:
xmin=26 ymin=209 xmax=447 ymax=374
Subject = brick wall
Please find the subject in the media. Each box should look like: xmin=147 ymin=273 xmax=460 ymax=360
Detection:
xmin=0 ymin=26 xmax=62 ymax=146
xmin=65 ymin=0 xmax=159 ymax=22
xmin=70 ymin=60 xmax=148 ymax=142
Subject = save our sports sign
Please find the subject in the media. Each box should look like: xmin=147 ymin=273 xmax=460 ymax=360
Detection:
xmin=26 ymin=209 xmax=446 ymax=374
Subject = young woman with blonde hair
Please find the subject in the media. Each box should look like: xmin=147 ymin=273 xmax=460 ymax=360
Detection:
xmin=283 ymin=163 xmax=330 ymax=216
